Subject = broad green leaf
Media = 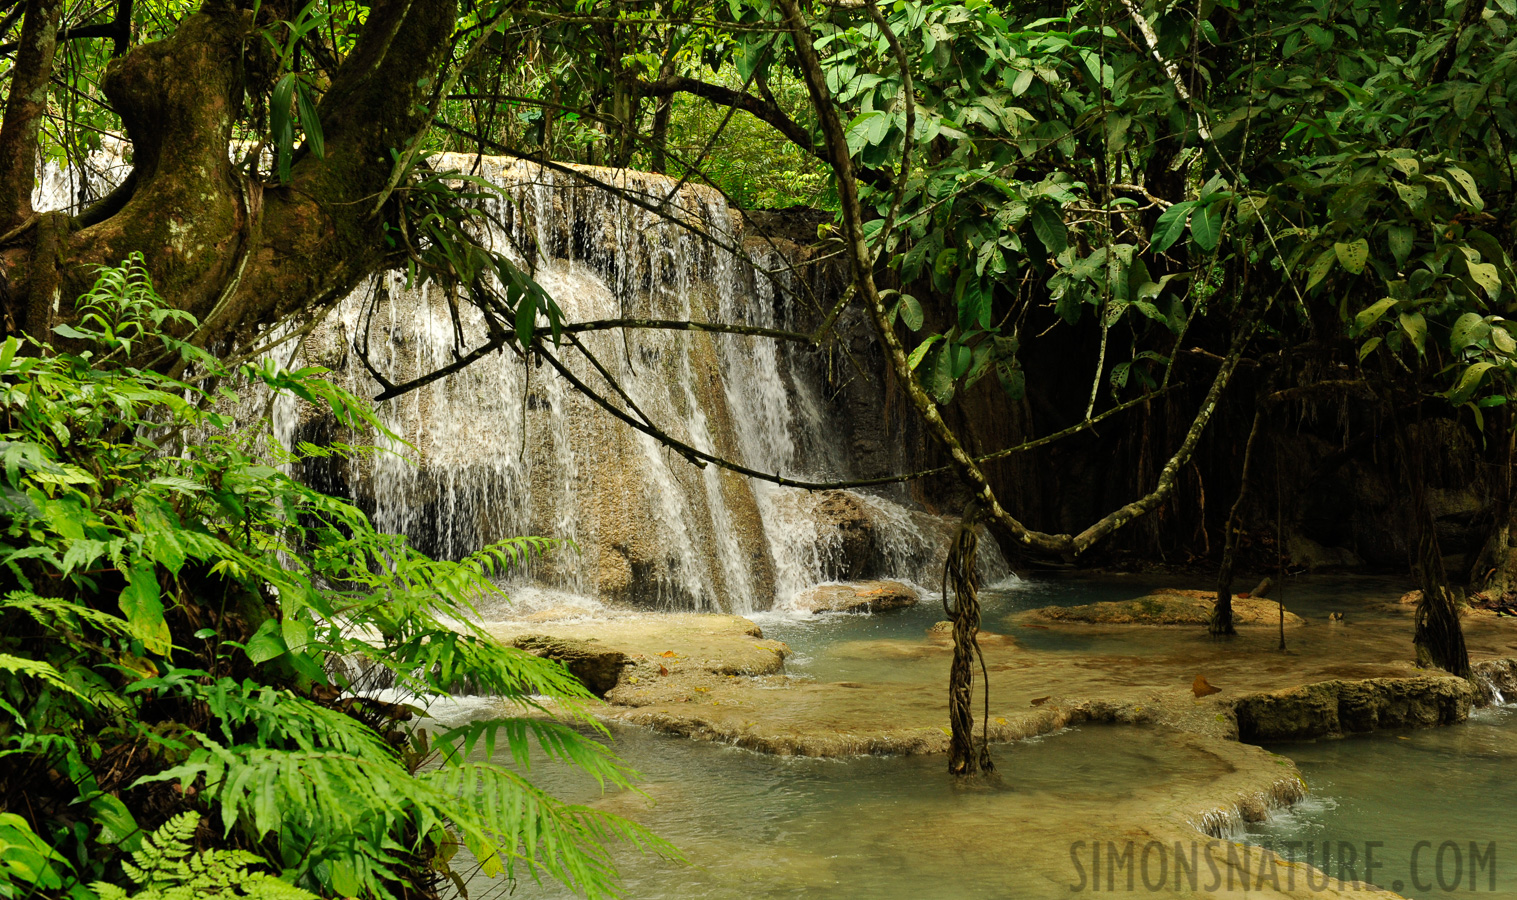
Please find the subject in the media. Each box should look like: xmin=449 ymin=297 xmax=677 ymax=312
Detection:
xmin=899 ymin=294 xmax=924 ymax=332
xmin=1445 ymin=167 xmax=1482 ymax=210
xmin=922 ymin=343 xmax=956 ymax=404
xmin=1386 ymin=224 xmax=1415 ymax=267
xmin=271 ymin=73 xmax=298 ymax=183
xmin=1449 ymin=361 xmax=1497 ymax=404
xmin=906 ymin=334 xmax=942 ymax=370
xmin=1306 ymin=250 xmax=1336 ymax=291
xmin=295 ymin=79 xmax=325 ymax=159
xmin=1383 ymin=155 xmax=1420 ymax=177
xmin=1467 ymin=262 xmax=1500 ymax=299
xmin=88 ymin=793 xmax=143 ymax=851
xmin=515 ymin=293 xmax=537 ymax=347
xmin=1355 ymin=297 xmax=1398 ymax=331
xmin=1029 ymin=203 xmax=1067 ymax=254
xmin=1190 ymin=203 xmax=1225 ymax=251
xmin=1399 ymin=311 xmax=1427 ymax=354
xmin=1450 ymin=312 xmax=1489 ymax=351
xmin=244 ymin=618 xmax=288 ymax=664
xmin=958 ymin=282 xmax=992 ymax=332
xmin=1393 ymin=181 xmax=1426 ymax=211
xmin=1492 ymin=325 xmax=1516 ymax=355
xmin=119 ymin=559 xmax=169 ymax=655
xmin=1334 ymin=239 xmax=1369 ymax=275
xmin=1150 ymin=201 xmax=1194 ymax=253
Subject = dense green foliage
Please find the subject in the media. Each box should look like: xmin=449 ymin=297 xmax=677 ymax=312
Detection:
xmin=0 ymin=258 xmax=663 ymax=900
xmin=15 ymin=0 xmax=1515 ymax=413
xmin=774 ymin=0 xmax=1516 ymax=418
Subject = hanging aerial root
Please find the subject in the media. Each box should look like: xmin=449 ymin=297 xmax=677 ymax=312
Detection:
xmin=943 ymin=501 xmax=994 ymax=776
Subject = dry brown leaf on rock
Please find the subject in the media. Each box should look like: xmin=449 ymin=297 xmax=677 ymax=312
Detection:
xmin=1192 ymin=675 xmax=1222 ymax=697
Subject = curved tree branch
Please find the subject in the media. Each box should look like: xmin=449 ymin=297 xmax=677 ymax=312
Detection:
xmin=637 ymin=74 xmax=893 ymax=190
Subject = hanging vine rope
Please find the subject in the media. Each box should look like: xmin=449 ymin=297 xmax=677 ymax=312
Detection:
xmin=942 ymin=501 xmax=994 ymax=776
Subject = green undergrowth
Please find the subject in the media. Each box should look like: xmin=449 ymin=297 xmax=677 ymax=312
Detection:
xmin=0 ymin=255 xmax=668 ymax=900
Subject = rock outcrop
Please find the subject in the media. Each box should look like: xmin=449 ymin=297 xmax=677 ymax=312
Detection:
xmin=1473 ymin=657 xmax=1517 ymax=705
xmin=791 ymin=580 xmax=918 ymax=614
xmin=1232 ymin=675 xmax=1472 ymax=742
xmin=509 ymin=634 xmax=629 ymax=696
xmin=1026 ymin=589 xmax=1305 ymax=627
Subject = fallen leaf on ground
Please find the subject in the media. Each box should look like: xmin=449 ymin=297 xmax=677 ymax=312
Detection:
xmin=1192 ymin=675 xmax=1222 ymax=697
xmin=660 ymin=650 xmax=677 ymax=658
xmin=659 ymin=666 xmax=669 ymax=676
xmin=1030 ymin=696 xmax=1050 ymax=706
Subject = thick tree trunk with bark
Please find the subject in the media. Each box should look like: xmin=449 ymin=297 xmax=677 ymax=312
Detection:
xmin=0 ymin=0 xmax=458 ymax=353
xmin=0 ymin=0 xmax=63 ymax=236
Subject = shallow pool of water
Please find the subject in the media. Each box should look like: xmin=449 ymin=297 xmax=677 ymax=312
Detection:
xmin=454 ymin=722 xmax=1238 ymax=900
xmin=1245 ymin=704 xmax=1517 ymax=899
xmin=749 ymin=575 xmax=1169 ymax=683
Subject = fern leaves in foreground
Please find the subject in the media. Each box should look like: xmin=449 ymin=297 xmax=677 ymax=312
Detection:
xmin=0 ymin=256 xmax=669 ymax=900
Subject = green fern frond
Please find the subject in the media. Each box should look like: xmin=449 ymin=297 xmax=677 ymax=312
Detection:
xmin=92 ymin=811 xmax=318 ymax=900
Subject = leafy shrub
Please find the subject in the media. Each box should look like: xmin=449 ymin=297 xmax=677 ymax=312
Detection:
xmin=0 ymin=255 xmax=666 ymax=899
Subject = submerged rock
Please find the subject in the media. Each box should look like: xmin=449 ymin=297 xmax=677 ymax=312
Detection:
xmin=792 ymin=580 xmax=919 ymax=614
xmin=1232 ymin=675 xmax=1472 ymax=742
xmin=1026 ymin=589 xmax=1305 ymax=627
xmin=509 ymin=634 xmax=628 ymax=697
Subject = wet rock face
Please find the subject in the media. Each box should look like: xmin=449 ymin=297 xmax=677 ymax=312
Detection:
xmin=792 ymin=581 xmax=919 ymax=614
xmin=812 ymin=492 xmax=882 ymax=581
xmin=1232 ymin=675 xmax=1473 ymax=742
xmin=509 ymin=634 xmax=629 ymax=697
xmin=1472 ymin=658 xmax=1517 ymax=705
xmin=1283 ymin=419 xmax=1489 ymax=570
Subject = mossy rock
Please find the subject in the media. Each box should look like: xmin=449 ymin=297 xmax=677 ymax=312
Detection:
xmin=1234 ymin=675 xmax=1472 ymax=741
xmin=792 ymin=580 xmax=919 ymax=614
xmin=1026 ymin=589 xmax=1304 ymax=627
xmin=510 ymin=634 xmax=629 ymax=696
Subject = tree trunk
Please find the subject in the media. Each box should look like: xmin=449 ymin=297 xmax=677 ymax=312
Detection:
xmin=1390 ymin=409 xmax=1472 ymax=679
xmin=0 ymin=0 xmax=63 ymax=234
xmin=1413 ymin=522 xmax=1472 ymax=678
xmin=0 ymin=0 xmax=459 ymax=355
xmin=1213 ymin=409 xmax=1263 ymax=636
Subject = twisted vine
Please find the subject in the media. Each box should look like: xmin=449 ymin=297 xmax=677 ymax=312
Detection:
xmin=942 ymin=501 xmax=994 ymax=776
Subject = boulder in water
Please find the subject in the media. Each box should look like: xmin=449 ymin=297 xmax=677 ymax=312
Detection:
xmin=1025 ymin=589 xmax=1304 ymax=627
xmin=792 ymin=580 xmax=919 ymax=614
xmin=509 ymin=634 xmax=628 ymax=696
xmin=1233 ymin=675 xmax=1472 ymax=741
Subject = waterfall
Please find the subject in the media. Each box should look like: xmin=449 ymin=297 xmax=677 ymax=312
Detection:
xmin=36 ymin=149 xmax=1011 ymax=615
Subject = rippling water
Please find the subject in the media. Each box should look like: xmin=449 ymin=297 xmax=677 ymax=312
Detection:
xmin=1245 ymin=704 xmax=1517 ymax=899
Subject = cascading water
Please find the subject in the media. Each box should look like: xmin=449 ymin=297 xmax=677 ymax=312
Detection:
xmin=36 ymin=148 xmax=1011 ymax=615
